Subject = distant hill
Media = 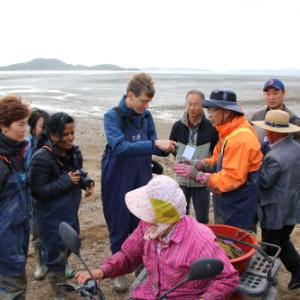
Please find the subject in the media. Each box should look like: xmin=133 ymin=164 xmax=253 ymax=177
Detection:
xmin=0 ymin=58 xmax=139 ymax=71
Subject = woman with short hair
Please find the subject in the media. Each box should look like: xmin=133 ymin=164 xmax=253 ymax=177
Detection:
xmin=0 ymin=95 xmax=31 ymax=300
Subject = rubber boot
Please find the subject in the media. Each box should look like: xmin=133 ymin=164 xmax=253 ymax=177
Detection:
xmin=48 ymin=271 xmax=66 ymax=300
xmin=113 ymin=275 xmax=128 ymax=293
xmin=33 ymin=247 xmax=48 ymax=280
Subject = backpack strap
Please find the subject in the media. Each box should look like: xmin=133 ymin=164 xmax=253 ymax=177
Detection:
xmin=42 ymin=145 xmax=64 ymax=167
xmin=0 ymin=154 xmax=12 ymax=165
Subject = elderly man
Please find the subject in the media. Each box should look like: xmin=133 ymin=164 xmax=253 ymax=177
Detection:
xmin=252 ymin=110 xmax=300 ymax=291
xmin=169 ymin=90 xmax=218 ymax=224
xmin=251 ymin=78 xmax=300 ymax=143
xmin=175 ymin=90 xmax=263 ymax=230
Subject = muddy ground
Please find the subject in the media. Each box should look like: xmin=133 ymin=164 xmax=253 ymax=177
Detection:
xmin=25 ymin=117 xmax=300 ymax=300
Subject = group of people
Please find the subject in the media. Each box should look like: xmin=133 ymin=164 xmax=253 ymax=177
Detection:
xmin=0 ymin=96 xmax=94 ymax=299
xmin=1 ymin=73 xmax=300 ymax=300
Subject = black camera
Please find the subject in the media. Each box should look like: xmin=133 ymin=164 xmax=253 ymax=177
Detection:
xmin=77 ymin=169 xmax=94 ymax=189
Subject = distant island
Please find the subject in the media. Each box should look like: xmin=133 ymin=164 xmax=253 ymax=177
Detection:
xmin=0 ymin=58 xmax=139 ymax=71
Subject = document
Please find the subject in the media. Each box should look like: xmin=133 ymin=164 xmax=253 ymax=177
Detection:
xmin=182 ymin=145 xmax=196 ymax=160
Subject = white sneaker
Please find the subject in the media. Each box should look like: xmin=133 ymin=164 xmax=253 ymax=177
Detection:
xmin=113 ymin=275 xmax=128 ymax=293
xmin=33 ymin=263 xmax=48 ymax=280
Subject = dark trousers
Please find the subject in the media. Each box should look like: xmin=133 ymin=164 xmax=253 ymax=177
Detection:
xmin=180 ymin=186 xmax=210 ymax=224
xmin=261 ymin=225 xmax=300 ymax=275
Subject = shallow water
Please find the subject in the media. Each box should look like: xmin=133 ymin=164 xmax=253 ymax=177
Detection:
xmin=0 ymin=71 xmax=299 ymax=121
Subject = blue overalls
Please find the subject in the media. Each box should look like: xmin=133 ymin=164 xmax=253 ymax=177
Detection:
xmin=0 ymin=157 xmax=30 ymax=298
xmin=34 ymin=172 xmax=82 ymax=272
xmin=213 ymin=130 xmax=259 ymax=230
xmin=101 ymin=109 xmax=153 ymax=254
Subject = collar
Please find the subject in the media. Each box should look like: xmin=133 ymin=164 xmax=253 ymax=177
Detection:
xmin=167 ymin=217 xmax=186 ymax=244
xmin=119 ymin=95 xmax=147 ymax=117
xmin=0 ymin=133 xmax=28 ymax=157
xmin=215 ymin=115 xmax=247 ymax=138
xmin=270 ymin=135 xmax=291 ymax=149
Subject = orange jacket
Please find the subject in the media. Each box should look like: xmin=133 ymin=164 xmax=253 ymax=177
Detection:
xmin=205 ymin=116 xmax=262 ymax=193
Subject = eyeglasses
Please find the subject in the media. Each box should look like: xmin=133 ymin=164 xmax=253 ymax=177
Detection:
xmin=137 ymin=97 xmax=152 ymax=105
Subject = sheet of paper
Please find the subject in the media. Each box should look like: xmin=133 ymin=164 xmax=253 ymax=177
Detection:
xmin=182 ymin=145 xmax=196 ymax=160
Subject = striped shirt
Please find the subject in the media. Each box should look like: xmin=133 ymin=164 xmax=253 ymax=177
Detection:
xmin=100 ymin=216 xmax=239 ymax=300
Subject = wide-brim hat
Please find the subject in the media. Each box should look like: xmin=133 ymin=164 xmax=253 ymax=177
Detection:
xmin=125 ymin=175 xmax=186 ymax=225
xmin=202 ymin=90 xmax=244 ymax=115
xmin=252 ymin=109 xmax=300 ymax=133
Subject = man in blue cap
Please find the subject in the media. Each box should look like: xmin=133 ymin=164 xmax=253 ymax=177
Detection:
xmin=251 ymin=78 xmax=300 ymax=143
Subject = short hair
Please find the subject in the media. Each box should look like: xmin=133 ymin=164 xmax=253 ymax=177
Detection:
xmin=0 ymin=95 xmax=30 ymax=132
xmin=127 ymin=73 xmax=155 ymax=98
xmin=28 ymin=108 xmax=50 ymax=135
xmin=186 ymin=90 xmax=205 ymax=101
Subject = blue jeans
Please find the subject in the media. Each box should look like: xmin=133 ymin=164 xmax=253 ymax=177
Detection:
xmin=180 ymin=186 xmax=210 ymax=224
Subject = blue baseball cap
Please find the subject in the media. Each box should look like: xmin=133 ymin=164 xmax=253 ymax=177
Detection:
xmin=263 ymin=79 xmax=285 ymax=92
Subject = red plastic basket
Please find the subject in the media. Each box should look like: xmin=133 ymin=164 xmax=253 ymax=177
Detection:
xmin=207 ymin=224 xmax=258 ymax=274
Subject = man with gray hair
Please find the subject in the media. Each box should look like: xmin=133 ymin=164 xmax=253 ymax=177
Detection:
xmin=169 ymin=90 xmax=218 ymax=223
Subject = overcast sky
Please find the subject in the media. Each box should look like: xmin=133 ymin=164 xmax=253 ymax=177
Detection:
xmin=1 ymin=0 xmax=299 ymax=71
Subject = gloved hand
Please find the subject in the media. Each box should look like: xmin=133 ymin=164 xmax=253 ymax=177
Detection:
xmin=194 ymin=172 xmax=210 ymax=186
xmin=174 ymin=163 xmax=194 ymax=178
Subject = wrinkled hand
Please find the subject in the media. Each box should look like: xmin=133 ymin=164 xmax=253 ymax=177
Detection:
xmin=155 ymin=140 xmax=177 ymax=153
xmin=174 ymin=164 xmax=193 ymax=178
xmin=84 ymin=183 xmax=94 ymax=198
xmin=195 ymin=172 xmax=210 ymax=186
xmin=75 ymin=269 xmax=104 ymax=285
xmin=195 ymin=160 xmax=206 ymax=171
xmin=68 ymin=171 xmax=81 ymax=185
xmin=178 ymin=159 xmax=192 ymax=165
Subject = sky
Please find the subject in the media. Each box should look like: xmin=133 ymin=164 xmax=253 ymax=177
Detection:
xmin=1 ymin=0 xmax=300 ymax=71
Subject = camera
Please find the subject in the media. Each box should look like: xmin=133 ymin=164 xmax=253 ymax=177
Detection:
xmin=76 ymin=169 xmax=94 ymax=189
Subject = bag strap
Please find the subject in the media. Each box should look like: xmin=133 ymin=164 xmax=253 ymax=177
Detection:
xmin=0 ymin=154 xmax=12 ymax=165
xmin=42 ymin=145 xmax=64 ymax=167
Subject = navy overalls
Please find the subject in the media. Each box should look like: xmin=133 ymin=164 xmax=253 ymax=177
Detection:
xmin=0 ymin=156 xmax=30 ymax=297
xmin=101 ymin=107 xmax=153 ymax=254
xmin=34 ymin=148 xmax=82 ymax=272
xmin=213 ymin=130 xmax=259 ymax=230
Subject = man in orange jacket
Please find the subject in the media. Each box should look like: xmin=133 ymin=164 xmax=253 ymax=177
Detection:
xmin=175 ymin=90 xmax=263 ymax=230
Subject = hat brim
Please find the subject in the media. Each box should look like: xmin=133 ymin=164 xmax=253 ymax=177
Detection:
xmin=263 ymin=85 xmax=284 ymax=92
xmin=125 ymin=185 xmax=154 ymax=223
xmin=252 ymin=121 xmax=300 ymax=133
xmin=202 ymin=99 xmax=244 ymax=115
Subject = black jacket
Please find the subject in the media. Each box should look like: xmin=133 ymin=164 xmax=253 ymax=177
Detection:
xmin=0 ymin=133 xmax=27 ymax=190
xmin=30 ymin=140 xmax=85 ymax=202
xmin=170 ymin=112 xmax=218 ymax=153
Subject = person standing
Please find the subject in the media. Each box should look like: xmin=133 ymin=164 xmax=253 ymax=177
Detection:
xmin=101 ymin=73 xmax=176 ymax=292
xmin=25 ymin=108 xmax=50 ymax=280
xmin=0 ymin=95 xmax=31 ymax=300
xmin=30 ymin=112 xmax=94 ymax=299
xmin=252 ymin=110 xmax=300 ymax=291
xmin=175 ymin=90 xmax=263 ymax=230
xmin=169 ymin=90 xmax=218 ymax=223
xmin=251 ymin=78 xmax=300 ymax=143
